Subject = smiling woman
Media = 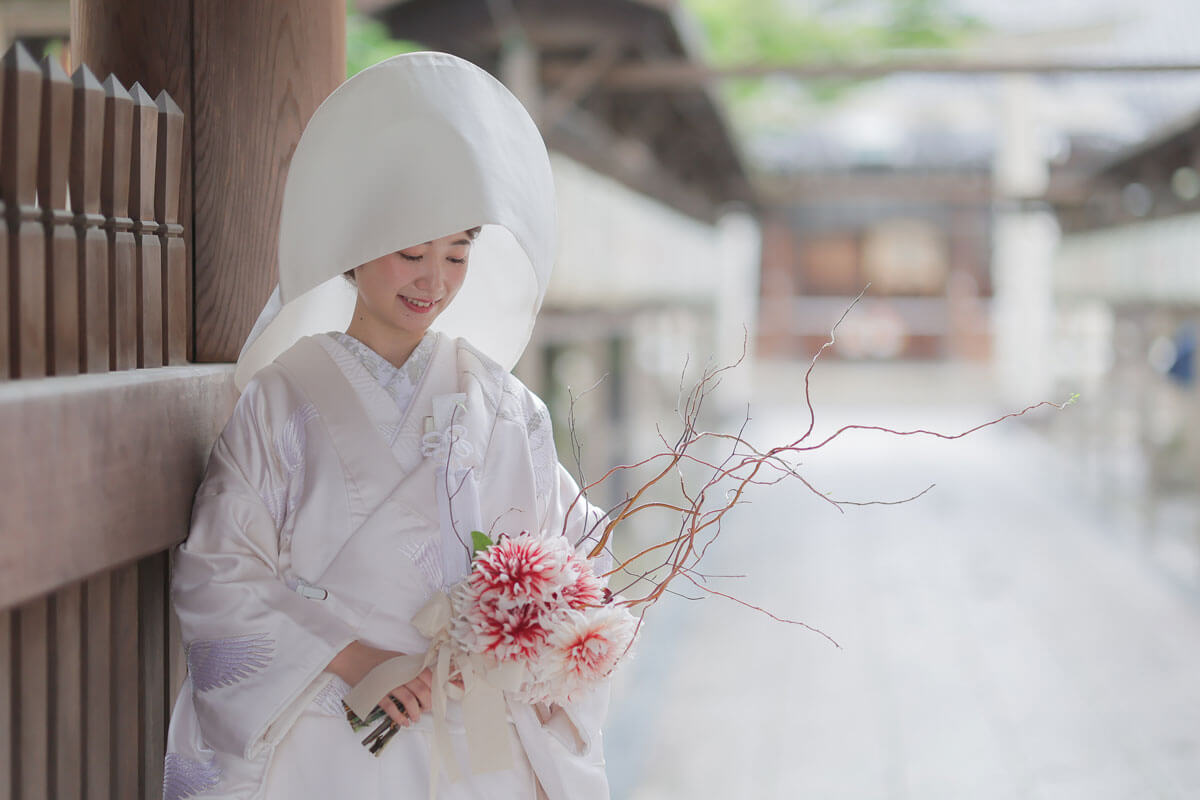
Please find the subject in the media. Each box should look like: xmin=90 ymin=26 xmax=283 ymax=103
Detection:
xmin=344 ymin=227 xmax=482 ymax=366
xmin=164 ymin=52 xmax=613 ymax=800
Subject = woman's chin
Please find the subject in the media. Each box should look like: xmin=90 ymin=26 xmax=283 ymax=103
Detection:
xmin=388 ymin=316 xmax=436 ymax=337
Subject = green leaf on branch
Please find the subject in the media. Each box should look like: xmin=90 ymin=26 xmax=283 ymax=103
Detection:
xmin=470 ymin=530 xmax=494 ymax=557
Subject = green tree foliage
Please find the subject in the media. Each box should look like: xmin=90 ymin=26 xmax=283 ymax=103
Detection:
xmin=685 ymin=0 xmax=984 ymax=102
xmin=346 ymin=2 xmax=424 ymax=77
xmin=689 ymin=0 xmax=981 ymax=62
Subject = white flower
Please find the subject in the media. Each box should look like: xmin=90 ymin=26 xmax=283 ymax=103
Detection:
xmin=535 ymin=606 xmax=638 ymax=703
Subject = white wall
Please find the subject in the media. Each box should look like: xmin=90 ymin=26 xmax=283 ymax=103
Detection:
xmin=992 ymin=75 xmax=1058 ymax=405
xmin=547 ymin=152 xmax=761 ymax=412
xmin=1056 ymin=213 xmax=1200 ymax=304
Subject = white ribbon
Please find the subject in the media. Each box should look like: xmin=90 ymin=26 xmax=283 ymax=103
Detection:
xmin=343 ymin=592 xmax=520 ymax=795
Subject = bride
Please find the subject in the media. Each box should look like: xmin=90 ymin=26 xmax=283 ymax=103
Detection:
xmin=163 ymin=52 xmax=612 ymax=800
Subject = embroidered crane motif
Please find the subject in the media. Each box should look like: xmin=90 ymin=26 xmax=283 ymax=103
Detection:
xmin=278 ymin=403 xmax=319 ymax=473
xmin=186 ymin=633 xmax=274 ymax=693
xmin=399 ymin=534 xmax=444 ymax=593
xmin=163 ymin=753 xmax=221 ymax=800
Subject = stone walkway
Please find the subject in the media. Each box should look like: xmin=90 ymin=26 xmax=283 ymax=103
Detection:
xmin=603 ymin=398 xmax=1200 ymax=799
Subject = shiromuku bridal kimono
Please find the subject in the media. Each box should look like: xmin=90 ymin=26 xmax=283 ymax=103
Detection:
xmin=162 ymin=51 xmax=613 ymax=800
xmin=164 ymin=330 xmax=610 ymax=799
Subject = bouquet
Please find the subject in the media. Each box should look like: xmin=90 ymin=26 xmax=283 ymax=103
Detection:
xmin=451 ymin=531 xmax=636 ymax=706
xmin=343 ymin=530 xmax=637 ymax=759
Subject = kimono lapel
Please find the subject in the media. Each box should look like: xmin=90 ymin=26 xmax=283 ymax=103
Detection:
xmin=315 ymin=335 xmax=407 ymax=456
xmin=274 ymin=334 xmax=459 ymax=526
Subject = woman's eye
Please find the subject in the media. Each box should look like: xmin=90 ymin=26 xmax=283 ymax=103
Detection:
xmin=398 ymin=252 xmax=422 ymax=261
xmin=448 ymin=256 xmax=467 ymax=264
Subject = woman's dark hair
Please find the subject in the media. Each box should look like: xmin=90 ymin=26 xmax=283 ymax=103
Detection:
xmin=343 ymin=226 xmax=482 ymax=283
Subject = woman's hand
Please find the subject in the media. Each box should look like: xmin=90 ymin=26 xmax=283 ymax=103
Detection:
xmin=327 ymin=641 xmax=433 ymax=726
xmin=379 ymin=669 xmax=433 ymax=726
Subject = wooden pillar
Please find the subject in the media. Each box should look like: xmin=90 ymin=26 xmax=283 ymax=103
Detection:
xmin=71 ymin=0 xmax=346 ymax=362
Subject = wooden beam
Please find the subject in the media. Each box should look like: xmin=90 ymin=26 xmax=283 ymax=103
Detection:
xmin=543 ymin=57 xmax=1200 ymax=90
xmin=0 ymin=2 xmax=70 ymax=40
xmin=547 ymin=113 xmax=720 ymax=222
xmin=0 ymin=365 xmax=235 ymax=610
xmin=540 ymin=38 xmax=624 ymax=132
xmin=757 ymin=171 xmax=993 ymax=206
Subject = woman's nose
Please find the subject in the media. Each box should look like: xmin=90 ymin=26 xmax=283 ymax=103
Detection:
xmin=410 ymin=260 xmax=444 ymax=293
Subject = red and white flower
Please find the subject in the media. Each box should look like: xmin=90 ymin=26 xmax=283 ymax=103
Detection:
xmin=560 ymin=550 xmax=606 ymax=610
xmin=466 ymin=532 xmax=572 ymax=608
xmin=459 ymin=597 xmax=550 ymax=663
xmin=541 ymin=606 xmax=637 ymax=700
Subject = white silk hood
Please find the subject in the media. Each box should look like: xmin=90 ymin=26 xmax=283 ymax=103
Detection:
xmin=235 ymin=51 xmax=556 ymax=390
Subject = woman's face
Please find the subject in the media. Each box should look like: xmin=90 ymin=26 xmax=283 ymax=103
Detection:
xmin=352 ymin=231 xmax=473 ymax=341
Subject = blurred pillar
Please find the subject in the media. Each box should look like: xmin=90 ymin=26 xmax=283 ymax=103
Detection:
xmin=991 ymin=74 xmax=1058 ymax=404
xmin=499 ymin=37 xmax=540 ymax=123
xmin=714 ymin=207 xmax=762 ymax=413
xmin=756 ymin=214 xmax=800 ymax=359
xmin=73 ymin=0 xmax=346 ymax=362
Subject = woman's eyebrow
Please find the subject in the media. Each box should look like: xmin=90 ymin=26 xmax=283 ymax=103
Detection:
xmin=412 ymin=238 xmax=471 ymax=247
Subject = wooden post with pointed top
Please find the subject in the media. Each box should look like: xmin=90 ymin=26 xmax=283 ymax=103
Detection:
xmin=40 ymin=55 xmax=77 ymax=376
xmin=156 ymin=90 xmax=186 ymax=365
xmin=100 ymin=74 xmax=134 ymax=371
xmin=70 ymin=63 xmax=107 ymax=374
xmin=2 ymin=43 xmax=46 ymax=379
xmin=129 ymin=82 xmax=161 ymax=367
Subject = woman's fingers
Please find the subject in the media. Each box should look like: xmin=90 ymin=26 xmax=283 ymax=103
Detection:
xmin=379 ymin=694 xmax=408 ymax=727
xmin=389 ymin=685 xmax=422 ymax=723
xmin=406 ymin=675 xmax=433 ymax=714
xmin=375 ymin=669 xmax=441 ymax=729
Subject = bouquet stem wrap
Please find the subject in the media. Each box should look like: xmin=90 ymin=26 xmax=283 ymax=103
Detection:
xmin=343 ymin=592 xmax=523 ymax=792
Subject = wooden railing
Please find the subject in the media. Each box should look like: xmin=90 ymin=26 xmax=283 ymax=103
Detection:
xmin=0 ymin=42 xmax=233 ymax=800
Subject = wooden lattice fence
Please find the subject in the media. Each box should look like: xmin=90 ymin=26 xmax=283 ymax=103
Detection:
xmin=0 ymin=41 xmax=230 ymax=800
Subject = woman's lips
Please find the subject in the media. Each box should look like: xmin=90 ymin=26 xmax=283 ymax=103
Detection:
xmin=399 ymin=295 xmax=436 ymax=313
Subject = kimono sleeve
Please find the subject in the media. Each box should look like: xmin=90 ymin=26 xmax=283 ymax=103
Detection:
xmin=546 ymin=463 xmax=613 ymax=576
xmin=172 ymin=372 xmax=358 ymax=761
xmin=512 ymin=385 xmax=614 ymax=799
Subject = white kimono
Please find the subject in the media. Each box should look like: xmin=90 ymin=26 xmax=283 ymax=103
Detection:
xmin=164 ymin=331 xmax=611 ymax=800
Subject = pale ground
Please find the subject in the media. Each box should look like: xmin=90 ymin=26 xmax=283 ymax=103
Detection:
xmin=603 ymin=361 xmax=1200 ymax=799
